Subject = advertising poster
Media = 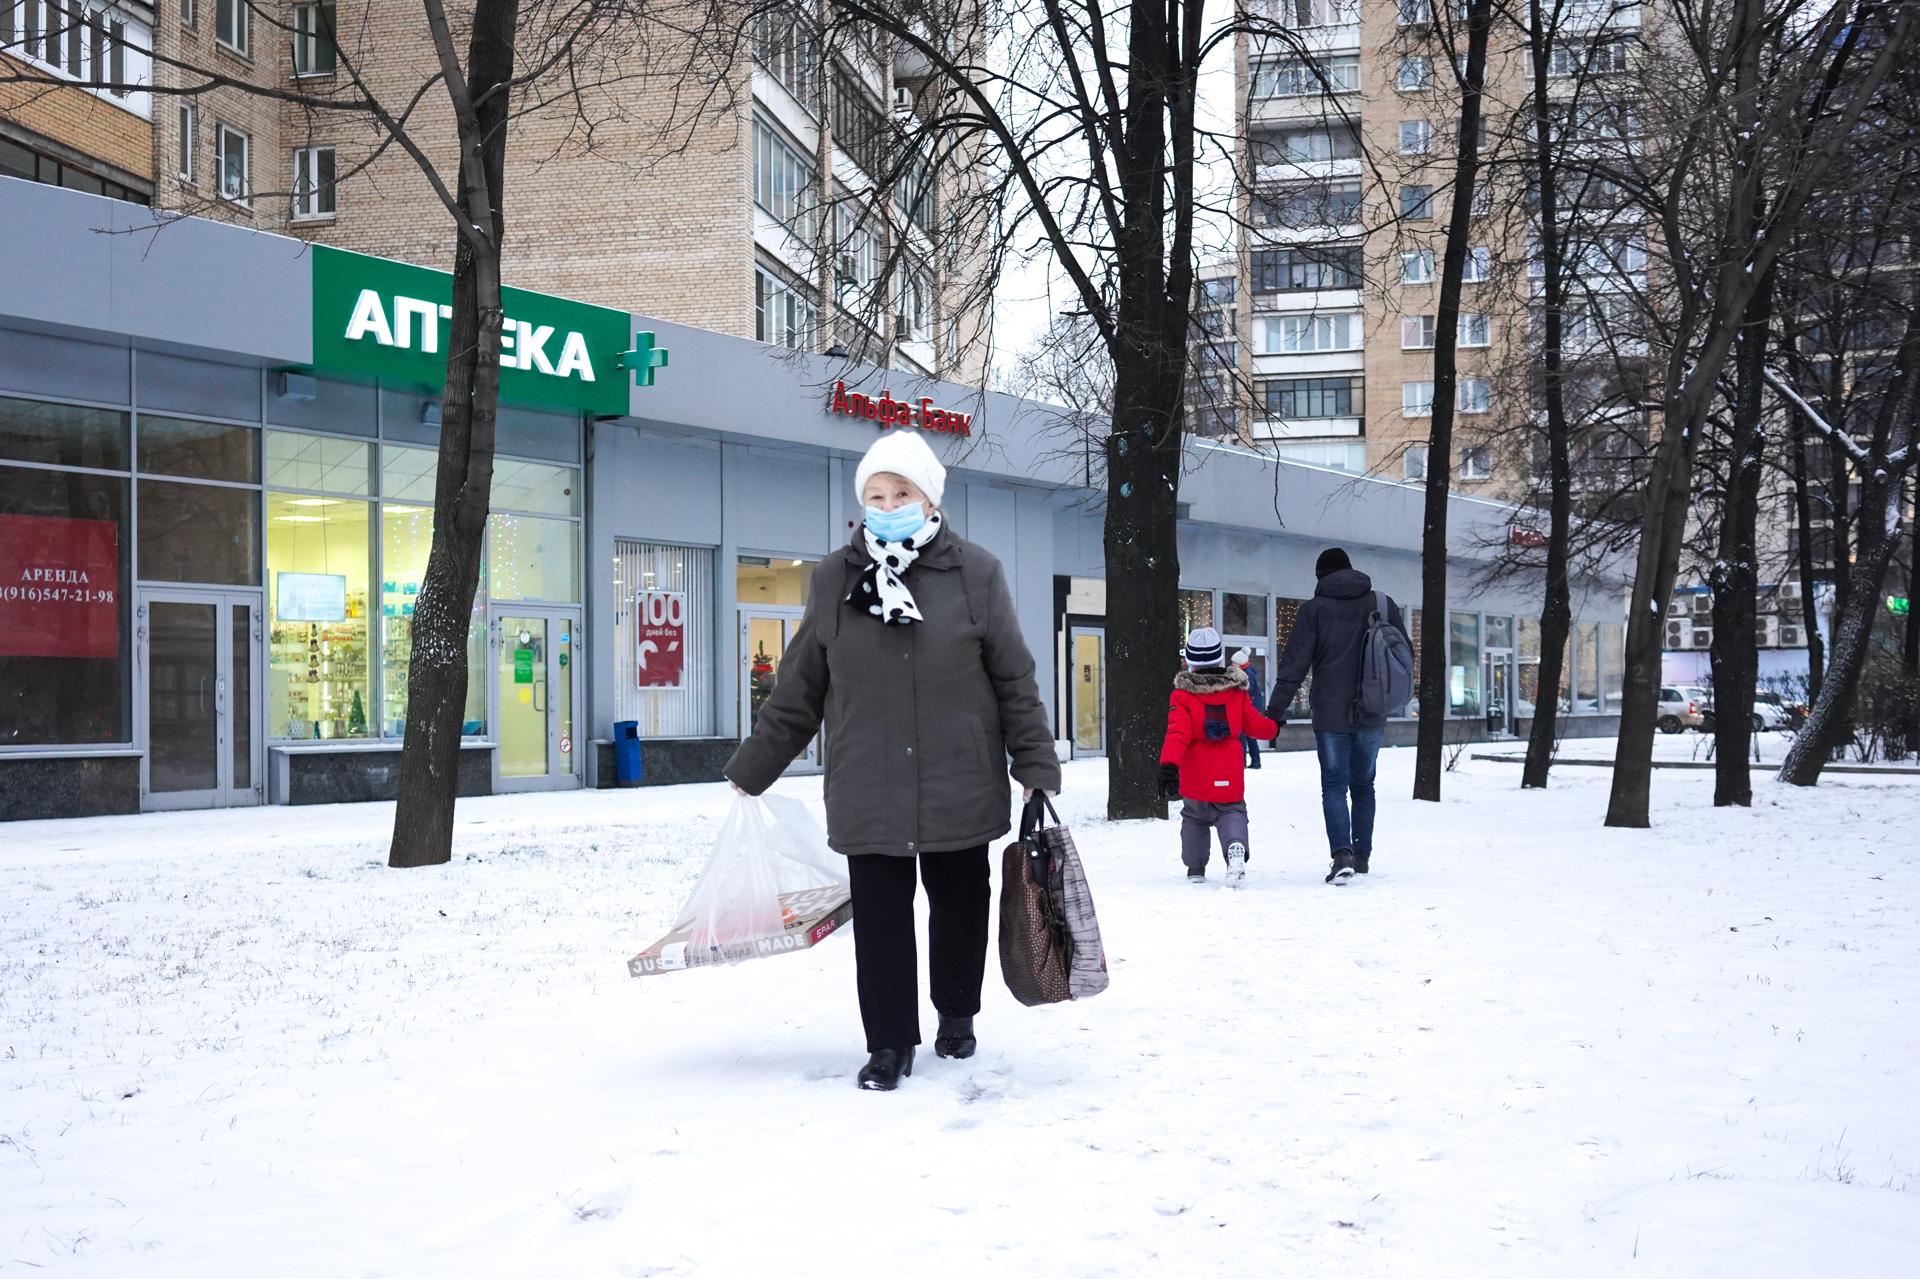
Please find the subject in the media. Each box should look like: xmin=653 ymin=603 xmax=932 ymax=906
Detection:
xmin=0 ymin=514 xmax=119 ymax=659
xmin=636 ymin=590 xmax=686 ymax=689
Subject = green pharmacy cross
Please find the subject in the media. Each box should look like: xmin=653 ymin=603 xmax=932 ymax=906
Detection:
xmin=619 ymin=332 xmax=671 ymax=388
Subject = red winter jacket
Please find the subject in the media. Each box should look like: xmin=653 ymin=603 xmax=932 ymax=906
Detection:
xmin=1160 ymin=667 xmax=1280 ymax=804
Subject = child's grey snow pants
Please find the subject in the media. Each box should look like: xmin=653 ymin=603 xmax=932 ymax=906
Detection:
xmin=1180 ymin=799 xmax=1250 ymax=871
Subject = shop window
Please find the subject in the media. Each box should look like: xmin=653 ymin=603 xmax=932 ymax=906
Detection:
xmin=267 ymin=494 xmax=370 ymax=739
xmin=488 ymin=513 xmax=579 ymax=602
xmin=1517 ymin=616 xmax=1540 ymax=715
xmin=0 ymin=465 xmax=131 ymax=745
xmin=137 ymin=479 xmax=259 ymax=585
xmin=1484 ymin=615 xmax=1513 ymax=649
xmin=1178 ymin=588 xmax=1214 ymax=636
xmin=380 ymin=503 xmax=486 ymax=738
xmin=1223 ymin=592 xmax=1268 ymax=637
xmin=737 ymin=555 xmax=813 ymax=606
xmin=1274 ymin=596 xmax=1311 ymax=719
xmin=0 ymin=396 xmax=128 ymax=470
xmin=1449 ymin=611 xmax=1481 ymax=716
xmin=137 ymin=415 xmax=258 ymax=483
xmin=614 ymin=539 xmax=715 ymax=737
xmin=379 ymin=444 xmax=436 ymax=502
xmin=491 ymin=458 xmax=580 ymax=517
xmin=1602 ymin=622 xmax=1625 ymax=713
xmin=267 ymin=430 xmax=370 ymax=495
xmin=1575 ymin=622 xmax=1601 ymax=713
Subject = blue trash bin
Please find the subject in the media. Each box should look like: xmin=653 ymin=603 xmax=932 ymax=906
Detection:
xmin=613 ymin=720 xmax=643 ymax=787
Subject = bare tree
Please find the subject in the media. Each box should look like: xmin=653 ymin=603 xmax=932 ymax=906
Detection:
xmin=1598 ymin=0 xmax=1912 ymax=828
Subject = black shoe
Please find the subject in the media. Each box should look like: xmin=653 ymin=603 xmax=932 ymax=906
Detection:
xmin=1186 ymin=868 xmax=1207 ymax=884
xmin=1354 ymin=851 xmax=1370 ymax=875
xmin=857 ymin=1047 xmax=914 ymax=1091
xmin=1325 ymin=849 xmax=1357 ymax=885
xmin=934 ymin=1015 xmax=976 ymax=1060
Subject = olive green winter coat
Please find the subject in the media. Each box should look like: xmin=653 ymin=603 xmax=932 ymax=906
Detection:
xmin=724 ymin=527 xmax=1060 ymax=856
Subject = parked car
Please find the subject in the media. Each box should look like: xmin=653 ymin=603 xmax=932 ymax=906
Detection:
xmin=1657 ymin=685 xmax=1710 ymax=733
xmin=1752 ymin=693 xmax=1793 ymax=732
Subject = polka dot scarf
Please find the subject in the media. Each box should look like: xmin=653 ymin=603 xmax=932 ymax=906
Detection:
xmin=847 ymin=511 xmax=945 ymax=626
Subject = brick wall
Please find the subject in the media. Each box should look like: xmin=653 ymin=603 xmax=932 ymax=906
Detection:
xmin=0 ymin=50 xmax=152 ymax=180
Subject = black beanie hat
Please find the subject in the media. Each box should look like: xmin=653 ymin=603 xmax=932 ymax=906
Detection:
xmin=1315 ymin=547 xmax=1352 ymax=579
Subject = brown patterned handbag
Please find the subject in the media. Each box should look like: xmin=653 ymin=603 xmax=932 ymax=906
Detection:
xmin=998 ymin=795 xmax=1108 ymax=1006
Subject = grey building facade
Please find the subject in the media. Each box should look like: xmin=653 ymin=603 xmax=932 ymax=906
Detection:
xmin=0 ymin=178 xmax=1630 ymax=821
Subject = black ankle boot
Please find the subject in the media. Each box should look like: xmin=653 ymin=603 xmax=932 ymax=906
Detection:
xmin=857 ymin=1046 xmax=914 ymax=1090
xmin=934 ymin=1015 xmax=976 ymax=1059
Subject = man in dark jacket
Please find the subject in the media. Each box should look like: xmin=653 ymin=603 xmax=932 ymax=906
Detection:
xmin=1267 ymin=547 xmax=1410 ymax=885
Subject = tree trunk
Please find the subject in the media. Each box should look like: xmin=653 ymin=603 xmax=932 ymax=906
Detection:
xmin=389 ymin=0 xmax=518 ymax=868
xmin=1779 ymin=480 xmax=1899 ymax=786
xmin=1521 ymin=0 xmax=1570 ymax=791
xmin=1708 ymin=262 xmax=1772 ymax=806
xmin=1904 ymin=511 xmax=1919 ymax=750
xmin=1413 ymin=0 xmax=1493 ymax=803
xmin=1790 ymin=418 xmax=1826 ymax=704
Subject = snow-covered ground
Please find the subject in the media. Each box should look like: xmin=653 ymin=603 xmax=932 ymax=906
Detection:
xmin=1479 ymin=730 xmax=1920 ymax=769
xmin=3 ymin=752 xmax=1915 ymax=1277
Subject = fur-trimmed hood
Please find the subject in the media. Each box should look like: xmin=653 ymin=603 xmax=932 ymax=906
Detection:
xmin=1175 ymin=666 xmax=1248 ymax=696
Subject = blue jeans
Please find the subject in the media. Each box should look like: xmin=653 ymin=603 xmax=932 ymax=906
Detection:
xmin=1314 ymin=728 xmax=1384 ymax=855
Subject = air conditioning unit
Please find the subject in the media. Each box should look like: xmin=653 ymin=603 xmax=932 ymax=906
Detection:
xmin=1666 ymin=598 xmax=1690 ymax=618
xmin=1690 ymin=627 xmax=1713 ymax=649
xmin=1664 ymin=618 xmax=1688 ymax=649
xmin=835 ymin=254 xmax=859 ymax=286
xmin=1779 ymin=581 xmax=1803 ymax=603
xmin=1778 ymin=623 xmax=1805 ymax=647
xmin=1690 ymin=592 xmax=1713 ymax=616
xmin=1755 ymin=616 xmax=1780 ymax=648
xmin=891 ymin=86 xmax=915 ymax=119
xmin=894 ymin=314 xmax=915 ymax=340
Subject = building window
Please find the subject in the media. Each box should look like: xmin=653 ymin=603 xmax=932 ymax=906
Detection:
xmin=3 ymin=0 xmax=154 ymax=115
xmin=1402 ymin=315 xmax=1436 ymax=350
xmin=1404 ymin=444 xmax=1429 ymax=481
xmin=1397 ymin=56 xmax=1433 ymax=91
xmin=1252 ymin=54 xmax=1359 ymax=97
xmin=1462 ymin=246 xmax=1491 ymax=283
xmin=1255 ymin=125 xmax=1362 ymax=165
xmin=1250 ymin=244 xmax=1361 ymax=293
xmin=755 ymin=262 xmax=818 ymax=350
xmin=216 ymin=122 xmax=249 ymax=204
xmin=177 ymin=101 xmax=196 ymax=182
xmin=1256 ymin=312 xmax=1361 ymax=354
xmin=1575 ymin=622 xmax=1601 ymax=713
xmin=615 ymin=540 xmax=715 ymax=737
xmin=1260 ymin=376 xmax=1361 ymax=420
xmin=379 ymin=503 xmax=486 ymax=739
xmin=1403 ymin=381 xmax=1434 ymax=417
xmin=0 ymin=399 xmax=132 ymax=747
xmin=1400 ymin=184 xmax=1434 ymax=220
xmin=293 ymin=3 xmax=336 ymax=76
xmin=754 ymin=3 xmax=821 ymax=113
xmin=267 ymin=491 xmax=370 ymax=741
xmin=1458 ymin=377 xmax=1492 ymax=413
xmin=182 ymin=0 xmax=195 ymax=27
xmin=1273 ymin=440 xmax=1365 ymax=472
xmin=1269 ymin=0 xmax=1358 ymax=27
xmin=292 ymin=145 xmax=336 ymax=219
xmin=216 ymin=0 xmax=248 ymax=54
xmin=1398 ymin=120 xmax=1432 ymax=155
xmin=897 ymin=260 xmax=932 ymax=342
xmin=1255 ymin=181 xmax=1363 ymax=227
xmin=1397 ymin=0 xmax=1433 ymax=24
xmin=1460 ymin=445 xmax=1493 ymax=480
xmin=1460 ymin=313 xmax=1492 ymax=347
xmin=1401 ymin=249 xmax=1435 ymax=285
xmin=752 ymin=116 xmax=815 ymax=239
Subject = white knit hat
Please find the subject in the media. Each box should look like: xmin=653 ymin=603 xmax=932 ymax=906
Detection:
xmin=854 ymin=430 xmax=947 ymax=509
xmin=1231 ymin=648 xmax=1251 ymax=667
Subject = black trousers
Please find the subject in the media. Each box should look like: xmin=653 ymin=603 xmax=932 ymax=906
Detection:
xmin=846 ymin=845 xmax=991 ymax=1052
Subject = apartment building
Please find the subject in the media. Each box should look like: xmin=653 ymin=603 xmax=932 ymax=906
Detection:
xmin=3 ymin=0 xmax=985 ymax=384
xmin=0 ymin=0 xmax=155 ymax=200
xmin=1234 ymin=0 xmax=1651 ymax=495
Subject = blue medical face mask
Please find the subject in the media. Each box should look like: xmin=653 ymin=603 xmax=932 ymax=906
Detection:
xmin=864 ymin=501 xmax=927 ymax=542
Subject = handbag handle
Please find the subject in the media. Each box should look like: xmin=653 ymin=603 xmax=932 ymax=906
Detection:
xmin=1019 ymin=791 xmax=1060 ymax=841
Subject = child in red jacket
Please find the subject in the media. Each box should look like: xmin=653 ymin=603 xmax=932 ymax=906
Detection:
xmin=1159 ymin=627 xmax=1280 ymax=888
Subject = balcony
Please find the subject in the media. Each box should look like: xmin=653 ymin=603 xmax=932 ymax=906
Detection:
xmin=1255 ymin=416 xmax=1363 ymax=440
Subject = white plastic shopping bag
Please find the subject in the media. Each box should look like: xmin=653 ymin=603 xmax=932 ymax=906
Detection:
xmin=628 ymin=794 xmax=852 ymax=977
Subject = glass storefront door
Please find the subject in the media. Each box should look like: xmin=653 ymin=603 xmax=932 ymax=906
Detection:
xmin=1069 ymin=625 xmax=1106 ymax=755
xmin=1221 ymin=635 xmax=1270 ymax=717
xmin=1484 ymin=648 xmax=1516 ymax=737
xmin=739 ymin=607 xmax=821 ymax=772
xmin=140 ymin=589 xmax=261 ymax=810
xmin=495 ymin=610 xmax=581 ymax=790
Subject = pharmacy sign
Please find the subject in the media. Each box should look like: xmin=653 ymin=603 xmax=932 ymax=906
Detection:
xmin=310 ymin=245 xmax=654 ymax=414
